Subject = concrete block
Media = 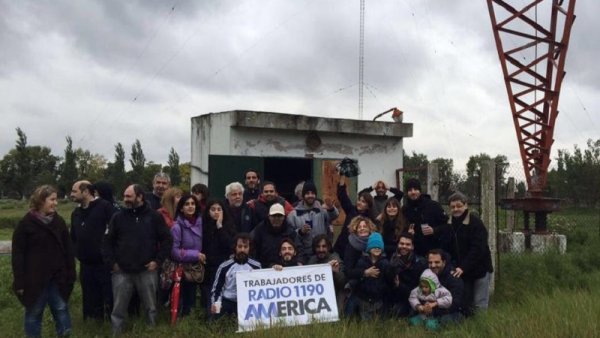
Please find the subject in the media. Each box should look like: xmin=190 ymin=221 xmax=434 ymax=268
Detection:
xmin=498 ymin=231 xmax=525 ymax=254
xmin=0 ymin=241 xmax=12 ymax=254
xmin=530 ymin=234 xmax=567 ymax=254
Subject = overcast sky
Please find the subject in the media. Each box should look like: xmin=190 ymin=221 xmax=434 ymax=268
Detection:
xmin=1 ymin=0 xmax=597 ymax=175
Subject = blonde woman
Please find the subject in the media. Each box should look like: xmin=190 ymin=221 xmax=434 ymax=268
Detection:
xmin=158 ymin=187 xmax=183 ymax=228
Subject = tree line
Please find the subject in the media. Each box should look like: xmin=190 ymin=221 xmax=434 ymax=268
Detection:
xmin=0 ymin=128 xmax=190 ymax=199
xmin=1 ymin=127 xmax=597 ymax=207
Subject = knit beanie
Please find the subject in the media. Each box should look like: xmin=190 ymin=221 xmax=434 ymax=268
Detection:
xmin=302 ymin=181 xmax=317 ymax=197
xmin=405 ymin=178 xmax=421 ymax=192
xmin=365 ymin=232 xmax=384 ymax=253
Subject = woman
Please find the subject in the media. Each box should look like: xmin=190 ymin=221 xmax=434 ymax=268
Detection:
xmin=158 ymin=187 xmax=183 ymax=228
xmin=93 ymin=180 xmax=121 ymax=210
xmin=333 ymin=175 xmax=377 ymax=257
xmin=191 ymin=183 xmax=209 ymax=214
xmin=378 ymin=198 xmax=408 ymax=258
xmin=12 ymin=185 xmax=76 ymax=337
xmin=200 ymin=199 xmax=236 ymax=312
xmin=342 ymin=215 xmax=377 ymax=318
xmin=170 ymin=194 xmax=205 ymax=316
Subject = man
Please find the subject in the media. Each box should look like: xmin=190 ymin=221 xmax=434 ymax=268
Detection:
xmin=403 ymin=178 xmax=448 ymax=256
xmin=426 ymin=249 xmax=464 ymax=323
xmin=70 ymin=180 xmax=116 ymax=321
xmin=388 ymin=232 xmax=427 ymax=317
xmin=145 ymin=172 xmax=170 ymax=210
xmin=247 ymin=181 xmax=294 ymax=226
xmin=359 ymin=180 xmax=404 ymax=216
xmin=252 ymin=203 xmax=301 ymax=267
xmin=210 ymin=233 xmax=261 ymax=319
xmin=307 ymin=234 xmax=345 ymax=314
xmin=102 ymin=184 xmax=173 ymax=335
xmin=223 ymin=182 xmax=255 ymax=233
xmin=438 ymin=192 xmax=493 ymax=316
xmin=242 ymin=169 xmax=261 ymax=203
xmin=272 ymin=238 xmax=301 ymax=270
xmin=287 ymin=181 xmax=339 ymax=261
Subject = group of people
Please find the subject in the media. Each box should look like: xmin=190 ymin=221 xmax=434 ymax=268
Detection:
xmin=11 ymin=168 xmax=493 ymax=336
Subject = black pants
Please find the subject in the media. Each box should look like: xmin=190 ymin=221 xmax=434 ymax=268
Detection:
xmin=80 ymin=263 xmax=113 ymax=320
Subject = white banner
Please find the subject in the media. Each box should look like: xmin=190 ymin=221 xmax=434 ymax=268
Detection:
xmin=236 ymin=264 xmax=339 ymax=332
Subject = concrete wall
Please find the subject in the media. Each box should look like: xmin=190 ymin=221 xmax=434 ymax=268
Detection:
xmin=191 ymin=111 xmax=412 ymax=189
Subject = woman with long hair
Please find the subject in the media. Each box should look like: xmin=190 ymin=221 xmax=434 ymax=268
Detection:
xmin=333 ymin=175 xmax=377 ymax=257
xmin=200 ymin=199 xmax=236 ymax=312
xmin=12 ymin=185 xmax=76 ymax=337
xmin=158 ymin=187 xmax=183 ymax=228
xmin=378 ymin=198 xmax=408 ymax=258
xmin=170 ymin=194 xmax=204 ymax=316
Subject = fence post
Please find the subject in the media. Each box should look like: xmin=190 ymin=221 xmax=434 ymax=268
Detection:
xmin=481 ymin=160 xmax=497 ymax=293
xmin=427 ymin=163 xmax=439 ymax=202
xmin=506 ymin=177 xmax=515 ymax=232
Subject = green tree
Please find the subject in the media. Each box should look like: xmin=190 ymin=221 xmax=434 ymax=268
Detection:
xmin=58 ymin=136 xmax=78 ymax=197
xmin=178 ymin=162 xmax=191 ymax=191
xmin=129 ymin=139 xmax=146 ymax=184
xmin=402 ymin=151 xmax=429 ymax=186
xmin=167 ymin=147 xmax=181 ymax=187
xmin=75 ymin=148 xmax=107 ymax=182
xmin=432 ymin=157 xmax=460 ymax=202
xmin=0 ymin=129 xmax=59 ymax=199
xmin=105 ymin=142 xmax=127 ymax=197
xmin=142 ymin=162 xmax=163 ymax=191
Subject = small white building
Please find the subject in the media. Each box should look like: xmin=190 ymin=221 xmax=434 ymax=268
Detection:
xmin=191 ymin=110 xmax=412 ymax=203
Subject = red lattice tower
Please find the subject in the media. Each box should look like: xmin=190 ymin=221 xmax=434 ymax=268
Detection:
xmin=487 ymin=0 xmax=576 ymax=232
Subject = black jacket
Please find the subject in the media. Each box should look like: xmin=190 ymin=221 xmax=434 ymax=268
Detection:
xmin=12 ymin=212 xmax=76 ymax=307
xmin=354 ymin=256 xmax=394 ymax=302
xmin=71 ymin=198 xmax=117 ymax=265
xmin=224 ymin=199 xmax=255 ymax=234
xmin=102 ymin=202 xmax=172 ymax=273
xmin=202 ymin=218 xmax=236 ymax=282
xmin=252 ymin=219 xmax=300 ymax=267
xmin=438 ymin=210 xmax=494 ymax=280
xmin=403 ymin=194 xmax=448 ymax=256
xmin=389 ymin=252 xmax=427 ymax=303
xmin=433 ymin=254 xmax=464 ymax=316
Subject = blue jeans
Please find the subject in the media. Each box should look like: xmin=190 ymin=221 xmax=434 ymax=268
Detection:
xmin=24 ymin=282 xmax=72 ymax=337
xmin=111 ymin=270 xmax=158 ymax=335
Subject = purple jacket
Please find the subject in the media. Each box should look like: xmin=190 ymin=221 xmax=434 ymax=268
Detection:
xmin=171 ymin=216 xmax=203 ymax=263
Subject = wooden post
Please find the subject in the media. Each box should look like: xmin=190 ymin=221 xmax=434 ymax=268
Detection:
xmin=506 ymin=177 xmax=516 ymax=232
xmin=426 ymin=163 xmax=439 ymax=202
xmin=481 ymin=160 xmax=497 ymax=293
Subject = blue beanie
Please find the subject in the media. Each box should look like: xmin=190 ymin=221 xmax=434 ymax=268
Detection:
xmin=366 ymin=232 xmax=384 ymax=253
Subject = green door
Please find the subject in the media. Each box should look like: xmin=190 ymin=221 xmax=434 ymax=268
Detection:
xmin=208 ymin=155 xmax=264 ymax=199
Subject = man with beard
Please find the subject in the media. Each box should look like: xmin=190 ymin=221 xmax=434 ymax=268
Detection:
xmin=402 ymin=178 xmax=448 ymax=256
xmin=359 ymin=180 xmax=404 ymax=216
xmin=272 ymin=238 xmax=301 ymax=270
xmin=145 ymin=172 xmax=171 ymax=210
xmin=307 ymin=234 xmax=345 ymax=314
xmin=210 ymin=233 xmax=261 ymax=319
xmin=426 ymin=249 xmax=464 ymax=324
xmin=223 ymin=182 xmax=255 ymax=233
xmin=247 ymin=181 xmax=294 ymax=227
xmin=242 ymin=169 xmax=261 ymax=203
xmin=70 ymin=180 xmax=117 ymax=321
xmin=252 ymin=203 xmax=301 ymax=267
xmin=102 ymin=184 xmax=172 ymax=336
xmin=287 ymin=181 xmax=338 ymax=262
xmin=388 ymin=233 xmax=427 ymax=317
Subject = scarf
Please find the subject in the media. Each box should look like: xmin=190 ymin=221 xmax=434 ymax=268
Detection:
xmin=31 ymin=210 xmax=54 ymax=225
xmin=348 ymin=233 xmax=369 ymax=251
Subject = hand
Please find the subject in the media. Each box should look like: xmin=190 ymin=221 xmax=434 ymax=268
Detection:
xmin=216 ymin=211 xmax=223 ymax=229
xmin=394 ymin=275 xmax=400 ymax=287
xmin=376 ymin=213 xmax=383 ymax=222
xmin=339 ymin=175 xmax=347 ymax=186
xmin=272 ymin=264 xmax=283 ymax=271
xmin=364 ymin=266 xmax=380 ymax=278
xmin=301 ymin=224 xmax=311 ymax=234
xmin=421 ymin=303 xmax=433 ymax=315
xmin=210 ymin=304 xmax=218 ymax=314
xmin=421 ymin=224 xmax=434 ymax=236
xmin=16 ymin=289 xmax=24 ymax=296
xmin=329 ymin=260 xmax=340 ymax=273
xmin=323 ymin=197 xmax=333 ymax=210
xmin=452 ymin=267 xmax=464 ymax=278
xmin=112 ymin=263 xmax=121 ymax=273
xmin=198 ymin=253 xmax=207 ymax=264
xmin=408 ymin=224 xmax=415 ymax=235
xmin=145 ymin=261 xmax=158 ymax=271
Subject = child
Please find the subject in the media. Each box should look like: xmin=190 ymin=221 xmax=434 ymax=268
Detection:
xmin=408 ymin=269 xmax=452 ymax=330
xmin=354 ymin=232 xmax=393 ymax=320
